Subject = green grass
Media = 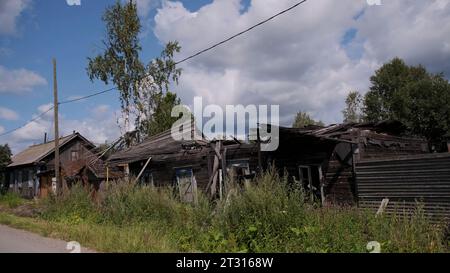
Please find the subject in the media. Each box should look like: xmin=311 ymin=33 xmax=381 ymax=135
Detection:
xmin=0 ymin=170 xmax=448 ymax=253
xmin=0 ymin=192 xmax=25 ymax=208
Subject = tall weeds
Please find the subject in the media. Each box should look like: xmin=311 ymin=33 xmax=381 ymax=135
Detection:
xmin=35 ymin=170 xmax=448 ymax=253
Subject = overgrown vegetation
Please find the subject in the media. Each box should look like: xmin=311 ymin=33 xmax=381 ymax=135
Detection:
xmin=0 ymin=192 xmax=24 ymax=208
xmin=1 ymin=171 xmax=448 ymax=253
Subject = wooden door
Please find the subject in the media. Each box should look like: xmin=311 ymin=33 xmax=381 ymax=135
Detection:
xmin=40 ymin=176 xmax=49 ymax=198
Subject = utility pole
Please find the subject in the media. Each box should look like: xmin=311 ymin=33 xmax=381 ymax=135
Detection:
xmin=53 ymin=58 xmax=61 ymax=195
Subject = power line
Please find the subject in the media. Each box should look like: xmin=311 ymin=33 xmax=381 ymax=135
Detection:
xmin=0 ymin=106 xmax=54 ymax=137
xmin=52 ymin=0 xmax=310 ymax=106
xmin=0 ymin=0 xmax=308 ymax=138
xmin=59 ymin=87 xmax=117 ymax=105
xmin=175 ymin=0 xmax=308 ymax=64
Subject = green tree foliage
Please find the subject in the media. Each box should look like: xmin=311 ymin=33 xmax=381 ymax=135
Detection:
xmin=87 ymin=1 xmax=144 ymax=114
xmin=87 ymin=1 xmax=182 ymax=138
xmin=292 ymin=111 xmax=324 ymax=128
xmin=0 ymin=144 xmax=12 ymax=193
xmin=342 ymin=91 xmax=363 ymax=123
xmin=363 ymin=57 xmax=450 ymax=146
xmin=142 ymin=91 xmax=181 ymax=136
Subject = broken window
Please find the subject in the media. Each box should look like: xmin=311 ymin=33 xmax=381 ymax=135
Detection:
xmin=175 ymin=168 xmax=197 ymax=203
xmin=299 ymin=166 xmax=312 ymax=190
xmin=298 ymin=165 xmax=322 ymax=201
xmin=140 ymin=170 xmax=154 ymax=186
xmin=226 ymin=160 xmax=251 ymax=185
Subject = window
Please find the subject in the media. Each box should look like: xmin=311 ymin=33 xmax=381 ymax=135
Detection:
xmin=226 ymin=160 xmax=251 ymax=184
xmin=9 ymin=174 xmax=14 ymax=188
xmin=17 ymin=171 xmax=22 ymax=188
xmin=175 ymin=168 xmax=196 ymax=203
xmin=140 ymin=170 xmax=154 ymax=186
xmin=298 ymin=166 xmax=312 ymax=190
xmin=71 ymin=150 xmax=79 ymax=161
xmin=298 ymin=165 xmax=322 ymax=201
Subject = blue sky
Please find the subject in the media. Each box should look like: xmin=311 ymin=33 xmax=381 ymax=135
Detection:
xmin=0 ymin=0 xmax=215 ymax=129
xmin=1 ymin=0 xmax=450 ymax=153
xmin=0 ymin=0 xmax=221 ymax=151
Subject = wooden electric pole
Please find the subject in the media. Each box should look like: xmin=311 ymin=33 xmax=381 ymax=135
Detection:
xmin=53 ymin=58 xmax=61 ymax=195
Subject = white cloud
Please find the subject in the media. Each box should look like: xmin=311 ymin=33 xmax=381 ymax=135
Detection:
xmin=0 ymin=65 xmax=47 ymax=94
xmin=0 ymin=104 xmax=123 ymax=154
xmin=136 ymin=0 xmax=158 ymax=17
xmin=0 ymin=126 xmax=4 ymax=134
xmin=153 ymin=0 xmax=450 ymax=125
xmin=354 ymin=0 xmax=450 ymax=76
xmin=0 ymin=0 xmax=30 ymax=35
xmin=0 ymin=107 xmax=19 ymax=120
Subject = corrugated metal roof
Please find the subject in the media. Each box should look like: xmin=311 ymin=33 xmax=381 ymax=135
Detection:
xmin=8 ymin=133 xmax=94 ymax=167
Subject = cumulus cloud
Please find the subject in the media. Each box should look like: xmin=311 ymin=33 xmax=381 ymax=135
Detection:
xmin=0 ymin=126 xmax=4 ymax=134
xmin=354 ymin=0 xmax=450 ymax=76
xmin=0 ymin=0 xmax=30 ymax=35
xmin=0 ymin=104 xmax=123 ymax=154
xmin=153 ymin=0 xmax=450 ymax=125
xmin=0 ymin=65 xmax=47 ymax=94
xmin=136 ymin=0 xmax=159 ymax=17
xmin=0 ymin=107 xmax=19 ymax=120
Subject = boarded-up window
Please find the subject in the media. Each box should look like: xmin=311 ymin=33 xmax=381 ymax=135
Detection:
xmin=175 ymin=168 xmax=196 ymax=203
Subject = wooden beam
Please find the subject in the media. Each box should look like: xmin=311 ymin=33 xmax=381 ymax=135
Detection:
xmin=133 ymin=157 xmax=152 ymax=184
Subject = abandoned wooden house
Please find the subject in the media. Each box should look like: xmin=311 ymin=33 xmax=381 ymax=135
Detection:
xmin=289 ymin=120 xmax=431 ymax=205
xmin=107 ymin=120 xmax=432 ymax=206
xmin=6 ymin=132 xmax=112 ymax=198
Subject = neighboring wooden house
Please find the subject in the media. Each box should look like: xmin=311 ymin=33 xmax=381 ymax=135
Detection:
xmin=6 ymin=132 xmax=105 ymax=198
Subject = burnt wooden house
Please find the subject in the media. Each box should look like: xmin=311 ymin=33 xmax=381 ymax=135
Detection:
xmin=6 ymin=132 xmax=111 ymax=198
